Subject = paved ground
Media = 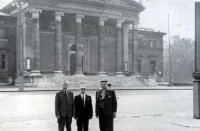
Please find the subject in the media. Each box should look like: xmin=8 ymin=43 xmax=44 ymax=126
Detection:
xmin=0 ymin=85 xmax=193 ymax=92
xmin=0 ymin=89 xmax=200 ymax=131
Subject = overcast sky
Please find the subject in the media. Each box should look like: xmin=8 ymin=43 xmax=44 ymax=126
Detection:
xmin=0 ymin=0 xmax=197 ymax=41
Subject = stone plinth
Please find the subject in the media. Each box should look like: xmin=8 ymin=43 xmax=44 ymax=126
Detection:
xmin=193 ymin=79 xmax=200 ymax=119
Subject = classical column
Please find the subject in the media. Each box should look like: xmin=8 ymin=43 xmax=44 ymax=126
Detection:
xmin=116 ymin=20 xmax=124 ymax=75
xmin=98 ymin=17 xmax=107 ymax=74
xmin=54 ymin=12 xmax=64 ymax=74
xmin=132 ymin=21 xmax=138 ymax=74
xmin=74 ymin=14 xmax=84 ymax=75
xmin=123 ymin=22 xmax=129 ymax=74
xmin=193 ymin=2 xmax=200 ymax=119
xmin=22 ymin=15 xmax=26 ymax=70
xmin=66 ymin=43 xmax=70 ymax=75
xmin=30 ymin=9 xmax=42 ymax=74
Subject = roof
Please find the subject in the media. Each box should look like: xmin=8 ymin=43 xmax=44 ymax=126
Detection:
xmin=1 ymin=0 xmax=145 ymax=15
xmin=0 ymin=11 xmax=11 ymax=16
xmin=137 ymin=28 xmax=166 ymax=36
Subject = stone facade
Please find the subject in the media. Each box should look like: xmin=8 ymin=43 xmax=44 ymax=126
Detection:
xmin=0 ymin=13 xmax=16 ymax=83
xmin=0 ymin=0 xmax=165 ymax=85
xmin=134 ymin=29 xmax=165 ymax=78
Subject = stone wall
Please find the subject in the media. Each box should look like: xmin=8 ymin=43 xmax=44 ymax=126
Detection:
xmin=134 ymin=29 xmax=165 ymax=78
xmin=0 ymin=15 xmax=16 ymax=82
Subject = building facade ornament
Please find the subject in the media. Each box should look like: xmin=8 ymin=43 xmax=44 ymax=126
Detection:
xmin=75 ymin=14 xmax=85 ymax=23
xmin=99 ymin=17 xmax=107 ymax=26
xmin=55 ymin=12 xmax=64 ymax=22
xmin=30 ymin=9 xmax=42 ymax=19
xmin=117 ymin=20 xmax=124 ymax=28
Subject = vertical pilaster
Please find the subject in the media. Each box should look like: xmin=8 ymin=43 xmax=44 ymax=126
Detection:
xmin=116 ymin=20 xmax=124 ymax=75
xmin=193 ymin=2 xmax=200 ymax=119
xmin=123 ymin=22 xmax=129 ymax=74
xmin=54 ymin=12 xmax=64 ymax=74
xmin=30 ymin=9 xmax=42 ymax=74
xmin=98 ymin=17 xmax=107 ymax=74
xmin=75 ymin=14 xmax=84 ymax=75
xmin=66 ymin=43 xmax=70 ymax=75
xmin=22 ymin=15 xmax=26 ymax=70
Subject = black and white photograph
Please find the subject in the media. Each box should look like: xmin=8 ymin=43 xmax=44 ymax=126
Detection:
xmin=0 ymin=0 xmax=199 ymax=130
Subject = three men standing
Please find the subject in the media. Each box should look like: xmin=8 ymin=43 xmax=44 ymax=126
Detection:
xmin=55 ymin=80 xmax=117 ymax=131
xmin=96 ymin=80 xmax=117 ymax=131
xmin=55 ymin=80 xmax=74 ymax=131
xmin=75 ymin=85 xmax=93 ymax=131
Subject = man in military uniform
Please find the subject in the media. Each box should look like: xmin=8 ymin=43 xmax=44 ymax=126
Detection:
xmin=55 ymin=80 xmax=75 ymax=131
xmin=96 ymin=80 xmax=117 ymax=131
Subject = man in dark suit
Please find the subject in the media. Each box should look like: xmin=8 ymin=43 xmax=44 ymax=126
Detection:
xmin=55 ymin=80 xmax=74 ymax=131
xmin=75 ymin=85 xmax=93 ymax=131
xmin=96 ymin=81 xmax=117 ymax=131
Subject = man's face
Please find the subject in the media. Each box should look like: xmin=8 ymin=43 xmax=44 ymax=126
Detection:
xmin=100 ymin=82 xmax=107 ymax=90
xmin=81 ymin=88 xmax=86 ymax=94
xmin=63 ymin=83 xmax=68 ymax=90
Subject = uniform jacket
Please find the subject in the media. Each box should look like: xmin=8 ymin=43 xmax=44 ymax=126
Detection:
xmin=55 ymin=90 xmax=74 ymax=117
xmin=75 ymin=94 xmax=93 ymax=119
xmin=95 ymin=90 xmax=117 ymax=116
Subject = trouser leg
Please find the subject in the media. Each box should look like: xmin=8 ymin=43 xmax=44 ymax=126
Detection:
xmin=58 ymin=117 xmax=66 ymax=131
xmin=99 ymin=109 xmax=106 ymax=131
xmin=105 ymin=116 xmax=113 ymax=131
xmin=83 ymin=119 xmax=89 ymax=131
xmin=77 ymin=118 xmax=83 ymax=131
xmin=66 ymin=116 xmax=72 ymax=131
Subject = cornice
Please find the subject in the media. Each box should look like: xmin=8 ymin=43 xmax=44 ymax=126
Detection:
xmin=28 ymin=2 xmax=139 ymax=21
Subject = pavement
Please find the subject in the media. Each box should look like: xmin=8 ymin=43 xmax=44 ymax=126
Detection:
xmin=0 ymin=85 xmax=193 ymax=92
xmin=0 ymin=89 xmax=199 ymax=131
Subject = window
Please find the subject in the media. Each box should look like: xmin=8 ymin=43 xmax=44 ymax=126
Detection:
xmin=0 ymin=29 xmax=5 ymax=38
xmin=124 ymin=62 xmax=128 ymax=72
xmin=138 ymin=39 xmax=143 ymax=48
xmin=150 ymin=41 xmax=153 ymax=48
xmin=50 ymin=21 xmax=55 ymax=30
xmin=26 ymin=58 xmax=31 ymax=70
xmin=0 ymin=53 xmax=7 ymax=72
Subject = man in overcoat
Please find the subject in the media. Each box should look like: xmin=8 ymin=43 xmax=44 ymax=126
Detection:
xmin=96 ymin=80 xmax=117 ymax=131
xmin=55 ymin=80 xmax=75 ymax=131
xmin=75 ymin=85 xmax=93 ymax=131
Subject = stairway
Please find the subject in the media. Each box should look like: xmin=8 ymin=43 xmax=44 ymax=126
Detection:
xmin=23 ymin=73 xmax=156 ymax=89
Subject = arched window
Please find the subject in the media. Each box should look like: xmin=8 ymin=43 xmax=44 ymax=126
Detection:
xmin=70 ymin=44 xmax=76 ymax=51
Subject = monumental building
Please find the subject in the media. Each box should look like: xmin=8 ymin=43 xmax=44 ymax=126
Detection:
xmin=0 ymin=0 xmax=165 ymax=87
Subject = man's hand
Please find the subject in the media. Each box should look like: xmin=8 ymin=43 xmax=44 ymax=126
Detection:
xmin=56 ymin=115 xmax=60 ymax=119
xmin=113 ymin=112 xmax=116 ymax=118
xmin=56 ymin=115 xmax=60 ymax=123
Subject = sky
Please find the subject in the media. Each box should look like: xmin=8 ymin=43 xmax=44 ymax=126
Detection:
xmin=0 ymin=0 xmax=198 ymax=41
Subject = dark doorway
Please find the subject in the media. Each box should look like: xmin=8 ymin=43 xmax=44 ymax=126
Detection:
xmin=150 ymin=60 xmax=156 ymax=75
xmin=70 ymin=54 xmax=76 ymax=75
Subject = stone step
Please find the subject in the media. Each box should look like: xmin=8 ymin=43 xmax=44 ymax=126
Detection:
xmin=23 ymin=74 xmax=157 ymax=89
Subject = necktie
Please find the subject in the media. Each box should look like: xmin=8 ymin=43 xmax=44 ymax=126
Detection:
xmin=65 ymin=90 xmax=69 ymax=103
xmin=82 ymin=94 xmax=85 ymax=107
